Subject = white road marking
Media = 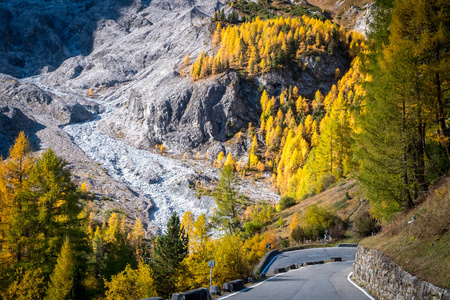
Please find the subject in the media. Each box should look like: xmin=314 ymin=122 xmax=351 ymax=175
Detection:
xmin=218 ymin=273 xmax=283 ymax=299
xmin=347 ymin=272 xmax=376 ymax=300
xmin=218 ymin=265 xmax=313 ymax=299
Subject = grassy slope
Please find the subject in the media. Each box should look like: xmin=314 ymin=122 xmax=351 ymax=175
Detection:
xmin=360 ymin=176 xmax=450 ymax=289
xmin=266 ymin=178 xmax=364 ymax=241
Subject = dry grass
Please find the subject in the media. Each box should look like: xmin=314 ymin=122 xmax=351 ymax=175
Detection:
xmin=361 ymin=176 xmax=450 ymax=289
xmin=267 ymin=178 xmax=362 ymax=241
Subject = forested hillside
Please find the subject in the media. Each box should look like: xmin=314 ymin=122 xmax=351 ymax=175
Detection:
xmin=194 ymin=0 xmax=449 ymax=223
xmin=0 ymin=0 xmax=448 ymax=298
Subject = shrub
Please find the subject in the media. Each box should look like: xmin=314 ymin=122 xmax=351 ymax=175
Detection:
xmin=280 ymin=239 xmax=290 ymax=248
xmin=291 ymin=226 xmax=305 ymax=244
xmin=316 ymin=173 xmax=336 ymax=193
xmin=355 ymin=211 xmax=381 ymax=237
xmin=278 ymin=196 xmax=296 ymax=211
xmin=276 ymin=217 xmax=286 ymax=228
xmin=303 ymin=204 xmax=341 ymax=240
xmin=244 ymin=220 xmax=265 ymax=235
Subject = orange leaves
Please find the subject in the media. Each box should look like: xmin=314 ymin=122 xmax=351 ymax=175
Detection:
xmin=289 ymin=213 xmax=299 ymax=232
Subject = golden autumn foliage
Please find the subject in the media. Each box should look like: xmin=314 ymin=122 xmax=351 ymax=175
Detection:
xmin=105 ymin=261 xmax=156 ymax=300
xmin=46 ymin=240 xmax=76 ymax=300
xmin=214 ymin=151 xmax=226 ymax=168
xmin=289 ymin=213 xmax=299 ymax=232
xmin=1 ymin=268 xmax=46 ymax=300
xmin=255 ymin=57 xmax=364 ymax=200
xmin=190 ymin=16 xmax=365 ymax=80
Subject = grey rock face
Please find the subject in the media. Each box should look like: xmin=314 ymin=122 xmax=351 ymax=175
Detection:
xmin=112 ymin=71 xmax=260 ymax=152
xmin=0 ymin=105 xmax=45 ymax=157
xmin=0 ymin=0 xmax=155 ymax=77
xmin=0 ymin=75 xmax=98 ymax=126
xmin=354 ymin=3 xmax=376 ymax=37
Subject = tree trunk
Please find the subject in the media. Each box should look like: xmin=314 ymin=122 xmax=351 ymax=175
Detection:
xmin=402 ymin=98 xmax=414 ymax=208
xmin=435 ymin=72 xmax=450 ymax=170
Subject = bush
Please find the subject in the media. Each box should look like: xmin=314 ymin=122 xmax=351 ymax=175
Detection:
xmin=291 ymin=226 xmax=305 ymax=243
xmin=280 ymin=239 xmax=290 ymax=248
xmin=303 ymin=204 xmax=341 ymax=240
xmin=355 ymin=211 xmax=381 ymax=237
xmin=278 ymin=196 xmax=296 ymax=211
xmin=316 ymin=173 xmax=336 ymax=194
xmin=276 ymin=217 xmax=286 ymax=228
xmin=329 ymin=222 xmax=346 ymax=240
xmin=244 ymin=220 xmax=265 ymax=235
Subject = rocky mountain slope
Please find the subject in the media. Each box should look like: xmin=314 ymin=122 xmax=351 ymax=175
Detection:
xmin=0 ymin=0 xmax=366 ymax=233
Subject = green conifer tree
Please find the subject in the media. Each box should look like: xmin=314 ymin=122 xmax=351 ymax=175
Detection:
xmin=46 ymin=240 xmax=76 ymax=300
xmin=211 ymin=165 xmax=240 ymax=234
xmin=152 ymin=213 xmax=188 ymax=298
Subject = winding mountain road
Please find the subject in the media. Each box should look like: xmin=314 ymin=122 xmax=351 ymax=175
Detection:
xmin=220 ymin=247 xmax=375 ymax=300
xmin=264 ymin=247 xmax=358 ymax=274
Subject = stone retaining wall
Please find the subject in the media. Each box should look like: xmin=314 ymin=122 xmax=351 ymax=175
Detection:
xmin=353 ymin=246 xmax=449 ymax=300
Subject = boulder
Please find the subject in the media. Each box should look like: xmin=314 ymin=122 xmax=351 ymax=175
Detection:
xmin=331 ymin=257 xmax=342 ymax=262
xmin=223 ymin=279 xmax=245 ymax=293
xmin=210 ymin=285 xmax=221 ymax=296
xmin=171 ymin=287 xmax=212 ymax=300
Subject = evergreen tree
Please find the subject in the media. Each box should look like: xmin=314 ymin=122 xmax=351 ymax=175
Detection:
xmin=129 ymin=218 xmax=146 ymax=262
xmin=211 ymin=165 xmax=241 ymax=234
xmin=152 ymin=213 xmax=188 ymax=298
xmin=102 ymin=213 xmax=134 ymax=280
xmin=0 ymin=132 xmax=35 ymax=278
xmin=29 ymin=149 xmax=83 ymax=275
xmin=1 ymin=268 xmax=46 ymax=300
xmin=358 ymin=0 xmax=449 ymax=221
xmin=46 ymin=240 xmax=76 ymax=300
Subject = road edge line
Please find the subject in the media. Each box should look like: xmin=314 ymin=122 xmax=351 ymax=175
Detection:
xmin=218 ymin=273 xmax=283 ymax=299
xmin=347 ymin=272 xmax=375 ymax=300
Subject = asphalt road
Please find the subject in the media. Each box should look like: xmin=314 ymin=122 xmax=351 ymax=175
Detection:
xmin=264 ymin=247 xmax=357 ymax=274
xmin=220 ymin=261 xmax=373 ymax=300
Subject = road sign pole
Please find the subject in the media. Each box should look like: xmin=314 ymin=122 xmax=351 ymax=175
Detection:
xmin=210 ymin=265 xmax=213 ymax=291
xmin=208 ymin=260 xmax=215 ymax=292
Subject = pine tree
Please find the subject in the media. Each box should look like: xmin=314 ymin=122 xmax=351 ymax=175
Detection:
xmin=29 ymin=149 xmax=83 ymax=274
xmin=211 ymin=165 xmax=240 ymax=234
xmin=102 ymin=213 xmax=134 ymax=279
xmin=0 ymin=132 xmax=35 ymax=278
xmin=130 ymin=218 xmax=146 ymax=262
xmin=183 ymin=54 xmax=190 ymax=67
xmin=46 ymin=240 xmax=76 ymax=300
xmin=152 ymin=213 xmax=188 ymax=298
xmin=1 ymin=268 xmax=46 ymax=300
xmin=224 ymin=153 xmax=236 ymax=168
xmin=357 ymin=0 xmax=449 ymax=221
